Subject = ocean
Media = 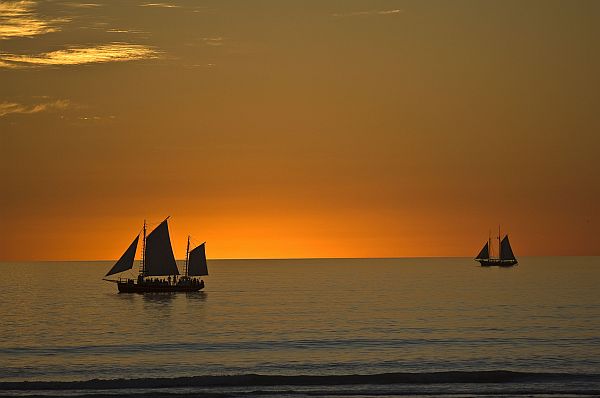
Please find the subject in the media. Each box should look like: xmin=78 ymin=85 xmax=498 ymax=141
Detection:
xmin=1 ymin=257 xmax=599 ymax=397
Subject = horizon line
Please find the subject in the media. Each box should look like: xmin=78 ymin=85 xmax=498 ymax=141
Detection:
xmin=1 ymin=255 xmax=599 ymax=263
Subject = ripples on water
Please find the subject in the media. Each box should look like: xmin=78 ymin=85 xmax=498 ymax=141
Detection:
xmin=1 ymin=257 xmax=599 ymax=395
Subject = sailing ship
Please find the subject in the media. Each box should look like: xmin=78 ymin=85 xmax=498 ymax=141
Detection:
xmin=475 ymin=226 xmax=518 ymax=267
xmin=104 ymin=217 xmax=208 ymax=293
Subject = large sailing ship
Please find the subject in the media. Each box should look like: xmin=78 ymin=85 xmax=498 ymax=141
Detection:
xmin=104 ymin=217 xmax=208 ymax=293
xmin=475 ymin=226 xmax=518 ymax=267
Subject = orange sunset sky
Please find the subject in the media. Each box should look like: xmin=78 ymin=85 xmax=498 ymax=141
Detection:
xmin=1 ymin=1 xmax=599 ymax=260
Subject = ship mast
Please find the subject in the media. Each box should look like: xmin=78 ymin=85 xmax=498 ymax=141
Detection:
xmin=488 ymin=229 xmax=492 ymax=259
xmin=184 ymin=235 xmax=190 ymax=277
xmin=140 ymin=219 xmax=147 ymax=277
xmin=498 ymin=224 xmax=501 ymax=260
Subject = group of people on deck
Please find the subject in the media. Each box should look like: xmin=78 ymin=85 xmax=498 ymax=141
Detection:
xmin=135 ymin=274 xmax=203 ymax=286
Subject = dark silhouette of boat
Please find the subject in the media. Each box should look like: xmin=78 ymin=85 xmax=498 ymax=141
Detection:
xmin=475 ymin=226 xmax=518 ymax=267
xmin=103 ymin=217 xmax=208 ymax=293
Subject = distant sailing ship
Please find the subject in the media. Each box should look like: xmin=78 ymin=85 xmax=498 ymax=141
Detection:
xmin=475 ymin=226 xmax=518 ymax=267
xmin=104 ymin=217 xmax=208 ymax=293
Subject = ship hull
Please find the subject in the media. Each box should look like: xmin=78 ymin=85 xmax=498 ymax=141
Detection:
xmin=117 ymin=281 xmax=204 ymax=293
xmin=477 ymin=259 xmax=518 ymax=267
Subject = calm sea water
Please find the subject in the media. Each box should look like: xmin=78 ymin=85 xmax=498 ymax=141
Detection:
xmin=1 ymin=257 xmax=599 ymax=396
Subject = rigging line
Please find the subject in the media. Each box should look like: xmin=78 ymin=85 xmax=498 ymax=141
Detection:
xmin=145 ymin=220 xmax=161 ymax=229
xmin=132 ymin=225 xmax=144 ymax=237
xmin=189 ymin=236 xmax=206 ymax=248
xmin=145 ymin=216 xmax=170 ymax=229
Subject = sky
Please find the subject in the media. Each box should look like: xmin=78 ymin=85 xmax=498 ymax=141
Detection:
xmin=1 ymin=0 xmax=599 ymax=260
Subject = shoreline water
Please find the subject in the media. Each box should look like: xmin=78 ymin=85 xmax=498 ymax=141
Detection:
xmin=2 ymin=371 xmax=600 ymax=397
xmin=3 ymin=370 xmax=600 ymax=389
xmin=2 ymin=373 xmax=600 ymax=398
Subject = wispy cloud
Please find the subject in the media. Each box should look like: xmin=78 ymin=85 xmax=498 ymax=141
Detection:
xmin=201 ymin=37 xmax=223 ymax=46
xmin=139 ymin=2 xmax=180 ymax=8
xmin=106 ymin=28 xmax=149 ymax=35
xmin=60 ymin=2 xmax=102 ymax=8
xmin=332 ymin=9 xmax=403 ymax=18
xmin=0 ymin=0 xmax=70 ymax=39
xmin=0 ymin=59 xmax=16 ymax=68
xmin=0 ymin=43 xmax=160 ymax=68
xmin=0 ymin=99 xmax=70 ymax=117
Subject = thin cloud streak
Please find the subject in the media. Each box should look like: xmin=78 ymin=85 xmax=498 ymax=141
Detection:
xmin=139 ymin=2 xmax=180 ymax=8
xmin=0 ymin=99 xmax=70 ymax=117
xmin=60 ymin=2 xmax=102 ymax=8
xmin=332 ymin=9 xmax=403 ymax=18
xmin=201 ymin=37 xmax=224 ymax=46
xmin=0 ymin=43 xmax=160 ymax=67
xmin=0 ymin=0 xmax=69 ymax=39
xmin=106 ymin=28 xmax=149 ymax=35
xmin=0 ymin=59 xmax=17 ymax=68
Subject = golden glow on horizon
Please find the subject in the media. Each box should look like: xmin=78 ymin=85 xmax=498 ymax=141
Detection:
xmin=1 ymin=1 xmax=599 ymax=260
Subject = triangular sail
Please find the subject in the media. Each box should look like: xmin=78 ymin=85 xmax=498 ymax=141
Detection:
xmin=187 ymin=242 xmax=208 ymax=276
xmin=144 ymin=219 xmax=180 ymax=276
xmin=475 ymin=242 xmax=489 ymax=260
xmin=105 ymin=236 xmax=139 ymax=276
xmin=500 ymin=235 xmax=516 ymax=261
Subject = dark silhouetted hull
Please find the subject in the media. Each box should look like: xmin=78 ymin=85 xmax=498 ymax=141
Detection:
xmin=477 ymin=259 xmax=518 ymax=267
xmin=117 ymin=281 xmax=204 ymax=293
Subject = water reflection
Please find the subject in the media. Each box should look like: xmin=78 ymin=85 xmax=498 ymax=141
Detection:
xmin=142 ymin=292 xmax=177 ymax=304
xmin=114 ymin=292 xmax=136 ymax=303
xmin=185 ymin=291 xmax=207 ymax=302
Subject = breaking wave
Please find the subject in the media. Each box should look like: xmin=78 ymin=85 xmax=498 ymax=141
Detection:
xmin=1 ymin=371 xmax=599 ymax=391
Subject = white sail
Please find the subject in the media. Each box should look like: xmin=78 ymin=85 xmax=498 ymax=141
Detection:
xmin=500 ymin=235 xmax=516 ymax=261
xmin=105 ymin=236 xmax=139 ymax=276
xmin=144 ymin=219 xmax=180 ymax=276
xmin=187 ymin=242 xmax=208 ymax=276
